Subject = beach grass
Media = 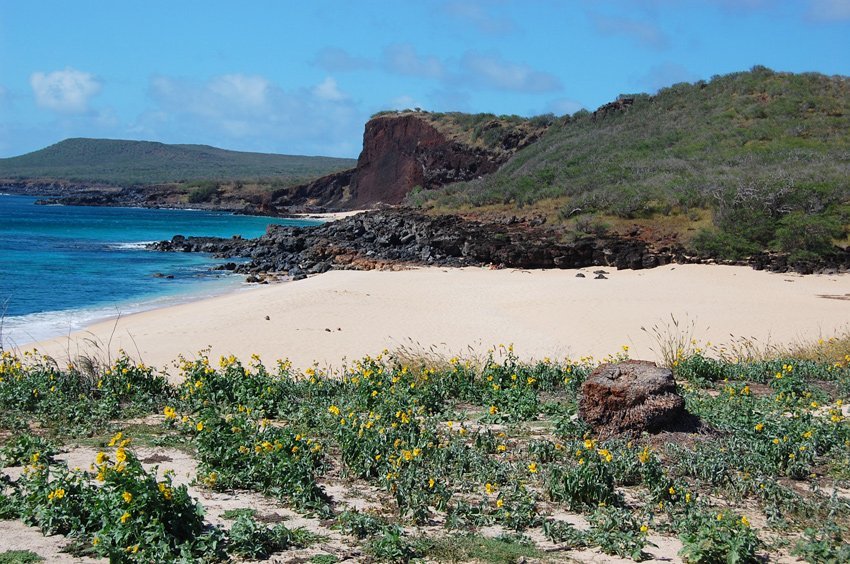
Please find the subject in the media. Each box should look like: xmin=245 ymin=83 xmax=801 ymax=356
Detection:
xmin=0 ymin=341 xmax=848 ymax=562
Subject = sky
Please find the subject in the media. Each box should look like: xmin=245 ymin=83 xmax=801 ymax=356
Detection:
xmin=1 ymin=1 xmax=849 ymax=159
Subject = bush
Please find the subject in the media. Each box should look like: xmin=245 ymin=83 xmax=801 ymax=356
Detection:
xmin=690 ymin=229 xmax=760 ymax=260
xmin=774 ymin=212 xmax=844 ymax=257
xmin=187 ymin=183 xmax=219 ymax=203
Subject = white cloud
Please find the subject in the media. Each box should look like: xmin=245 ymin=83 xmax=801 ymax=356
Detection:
xmin=313 ymin=77 xmax=347 ymax=101
xmin=442 ymin=1 xmax=516 ymax=34
xmin=210 ymin=74 xmax=270 ymax=110
xmin=635 ymin=63 xmax=698 ymax=93
xmin=458 ymin=52 xmax=562 ymax=93
xmin=545 ymin=97 xmax=585 ymax=116
xmin=590 ymin=13 xmax=669 ymax=50
xmin=382 ymin=44 xmax=445 ymax=79
xmin=313 ymin=47 xmax=373 ymax=72
xmin=387 ymin=95 xmax=424 ymax=111
xmin=145 ymin=73 xmax=361 ymax=157
xmin=30 ymin=67 xmax=101 ymax=113
xmin=808 ymin=0 xmax=850 ymax=20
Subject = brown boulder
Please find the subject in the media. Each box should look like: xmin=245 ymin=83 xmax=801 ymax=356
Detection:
xmin=579 ymin=360 xmax=686 ymax=438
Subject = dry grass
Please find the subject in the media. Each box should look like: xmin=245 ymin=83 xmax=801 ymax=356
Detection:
xmin=388 ymin=339 xmax=486 ymax=374
xmin=641 ymin=314 xmax=704 ymax=368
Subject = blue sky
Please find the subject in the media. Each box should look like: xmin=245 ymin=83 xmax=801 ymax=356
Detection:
xmin=1 ymin=0 xmax=849 ymax=158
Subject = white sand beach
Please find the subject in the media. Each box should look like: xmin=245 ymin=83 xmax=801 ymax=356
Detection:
xmin=25 ymin=264 xmax=849 ymax=376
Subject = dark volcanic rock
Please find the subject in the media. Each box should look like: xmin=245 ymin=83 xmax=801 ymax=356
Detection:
xmin=147 ymin=209 xmax=674 ymax=278
xmin=148 ymin=208 xmax=850 ymax=278
xmin=579 ymin=360 xmax=687 ymax=438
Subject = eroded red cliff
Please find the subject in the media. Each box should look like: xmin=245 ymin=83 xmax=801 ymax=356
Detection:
xmin=273 ymin=111 xmax=547 ymax=210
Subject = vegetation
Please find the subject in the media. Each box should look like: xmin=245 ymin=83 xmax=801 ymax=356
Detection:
xmin=371 ymin=109 xmax=553 ymax=155
xmin=0 ymin=338 xmax=849 ymax=562
xmin=413 ymin=68 xmax=850 ymax=260
xmin=0 ymin=138 xmax=355 ymax=186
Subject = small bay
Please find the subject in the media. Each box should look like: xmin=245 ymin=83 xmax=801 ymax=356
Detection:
xmin=0 ymin=194 xmax=317 ymax=346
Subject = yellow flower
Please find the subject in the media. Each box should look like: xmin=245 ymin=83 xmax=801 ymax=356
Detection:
xmin=196 ymin=421 xmax=204 ymax=432
xmin=158 ymin=482 xmax=173 ymax=500
xmin=496 ymin=444 xmax=507 ymax=452
xmin=108 ymin=432 xmax=123 ymax=447
xmin=115 ymin=448 xmax=127 ymax=463
xmin=640 ymin=524 xmax=648 ymax=533
xmin=740 ymin=516 xmax=750 ymax=527
xmin=122 ymin=491 xmax=133 ymax=504
xmin=485 ymin=482 xmax=495 ymax=494
xmin=429 ymin=478 xmax=435 ymax=489
xmin=755 ymin=423 xmax=764 ymax=432
xmin=685 ymin=492 xmax=692 ymax=503
xmin=120 ymin=512 xmax=131 ymax=524
xmin=163 ymin=406 xmax=177 ymax=420
xmin=668 ymin=486 xmax=676 ymax=495
xmin=638 ymin=447 xmax=651 ymax=464
xmin=716 ymin=513 xmax=724 ymax=521
xmin=92 ymin=537 xmax=100 ymax=546
xmin=496 ymin=498 xmax=504 ymax=508
xmin=328 ymin=405 xmax=340 ymax=416
xmin=584 ymin=439 xmax=594 ymax=449
xmin=95 ymin=451 xmax=107 ymax=465
xmin=528 ymin=462 xmax=538 ymax=474
xmin=489 ymin=405 xmax=498 ymax=415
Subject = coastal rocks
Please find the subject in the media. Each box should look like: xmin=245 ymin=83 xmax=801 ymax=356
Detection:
xmin=578 ymin=360 xmax=687 ymax=438
xmin=149 ymin=209 xmax=676 ymax=278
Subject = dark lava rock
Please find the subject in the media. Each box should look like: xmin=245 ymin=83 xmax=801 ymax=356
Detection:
xmin=579 ymin=360 xmax=687 ymax=439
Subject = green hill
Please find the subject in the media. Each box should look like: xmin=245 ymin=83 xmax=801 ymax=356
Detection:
xmin=0 ymin=138 xmax=356 ymax=186
xmin=415 ymin=67 xmax=850 ymax=260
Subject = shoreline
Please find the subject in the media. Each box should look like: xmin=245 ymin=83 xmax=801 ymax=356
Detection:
xmin=3 ymin=273 xmax=256 ymax=349
xmin=25 ymin=264 xmax=850 ymax=379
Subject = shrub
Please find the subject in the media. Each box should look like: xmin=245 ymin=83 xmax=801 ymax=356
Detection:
xmin=774 ymin=212 xmax=844 ymax=257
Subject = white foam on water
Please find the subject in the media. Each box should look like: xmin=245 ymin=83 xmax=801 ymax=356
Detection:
xmin=1 ymin=274 xmax=252 ymax=349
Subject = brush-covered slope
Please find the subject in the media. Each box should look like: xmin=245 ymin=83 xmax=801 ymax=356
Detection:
xmin=0 ymin=138 xmax=356 ymax=185
xmin=416 ymin=67 xmax=850 ymax=260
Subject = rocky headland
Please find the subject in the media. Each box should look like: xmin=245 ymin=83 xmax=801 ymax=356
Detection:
xmin=148 ymin=208 xmax=850 ymax=278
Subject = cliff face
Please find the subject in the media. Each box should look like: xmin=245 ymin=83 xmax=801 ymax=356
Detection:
xmin=275 ymin=112 xmax=545 ymax=210
xmin=348 ymin=114 xmax=502 ymax=207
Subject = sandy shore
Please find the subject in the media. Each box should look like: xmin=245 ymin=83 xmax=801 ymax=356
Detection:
xmin=292 ymin=209 xmax=368 ymax=221
xmin=26 ymin=264 xmax=849 ymax=376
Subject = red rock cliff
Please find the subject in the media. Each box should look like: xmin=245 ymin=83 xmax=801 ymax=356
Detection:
xmin=274 ymin=112 xmax=545 ymax=210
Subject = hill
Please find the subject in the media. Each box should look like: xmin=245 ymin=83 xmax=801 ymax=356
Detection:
xmin=0 ymin=138 xmax=356 ymax=186
xmin=413 ymin=67 xmax=850 ymax=261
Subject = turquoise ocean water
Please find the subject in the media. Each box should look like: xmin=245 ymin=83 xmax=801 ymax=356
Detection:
xmin=0 ymin=194 xmax=317 ymax=347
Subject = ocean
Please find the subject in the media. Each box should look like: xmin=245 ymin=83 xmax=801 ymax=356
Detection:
xmin=0 ymin=194 xmax=318 ymax=347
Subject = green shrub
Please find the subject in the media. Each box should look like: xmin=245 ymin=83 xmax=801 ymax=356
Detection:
xmin=774 ymin=212 xmax=844 ymax=257
xmin=690 ymin=229 xmax=761 ymax=260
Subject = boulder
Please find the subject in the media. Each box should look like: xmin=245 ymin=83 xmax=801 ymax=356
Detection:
xmin=579 ymin=360 xmax=686 ymax=438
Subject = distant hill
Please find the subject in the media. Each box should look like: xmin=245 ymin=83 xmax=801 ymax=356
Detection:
xmin=414 ymin=67 xmax=850 ymax=260
xmin=0 ymin=138 xmax=357 ymax=185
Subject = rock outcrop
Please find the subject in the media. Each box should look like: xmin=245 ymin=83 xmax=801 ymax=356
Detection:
xmin=578 ymin=360 xmax=687 ymax=438
xmin=274 ymin=112 xmax=547 ymax=210
xmin=149 ymin=209 xmax=677 ymax=277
